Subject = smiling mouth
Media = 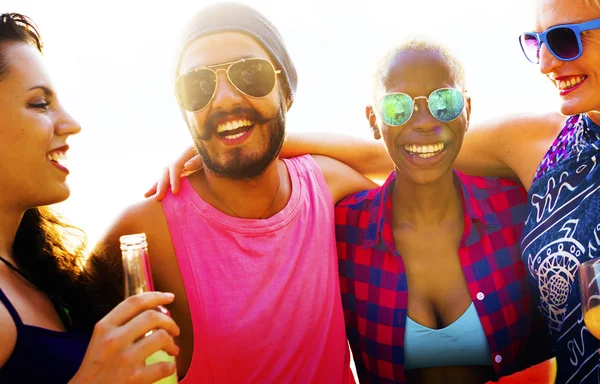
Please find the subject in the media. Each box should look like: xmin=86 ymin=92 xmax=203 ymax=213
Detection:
xmin=47 ymin=151 xmax=68 ymax=167
xmin=556 ymin=75 xmax=587 ymax=91
xmin=216 ymin=119 xmax=254 ymax=140
xmin=404 ymin=142 xmax=446 ymax=158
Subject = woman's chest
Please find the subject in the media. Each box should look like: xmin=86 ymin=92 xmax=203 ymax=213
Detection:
xmin=395 ymin=233 xmax=473 ymax=329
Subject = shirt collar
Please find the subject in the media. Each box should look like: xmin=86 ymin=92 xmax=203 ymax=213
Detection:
xmin=455 ymin=171 xmax=501 ymax=228
xmin=363 ymin=170 xmax=500 ymax=250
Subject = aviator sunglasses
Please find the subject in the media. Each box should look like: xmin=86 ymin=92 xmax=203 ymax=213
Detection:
xmin=519 ymin=17 xmax=600 ymax=63
xmin=377 ymin=88 xmax=466 ymax=126
xmin=175 ymin=58 xmax=281 ymax=112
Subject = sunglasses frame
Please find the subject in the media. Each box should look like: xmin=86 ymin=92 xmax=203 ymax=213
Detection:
xmin=376 ymin=88 xmax=466 ymax=127
xmin=519 ymin=17 xmax=600 ymax=64
xmin=175 ymin=57 xmax=281 ymax=112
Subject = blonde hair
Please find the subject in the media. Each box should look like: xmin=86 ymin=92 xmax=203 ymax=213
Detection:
xmin=372 ymin=38 xmax=466 ymax=103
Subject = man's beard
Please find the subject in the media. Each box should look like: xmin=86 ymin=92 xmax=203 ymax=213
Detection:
xmin=191 ymin=102 xmax=286 ymax=180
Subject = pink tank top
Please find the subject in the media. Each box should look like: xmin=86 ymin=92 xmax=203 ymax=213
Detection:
xmin=162 ymin=155 xmax=353 ymax=384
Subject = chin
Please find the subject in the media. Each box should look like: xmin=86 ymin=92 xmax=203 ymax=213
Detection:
xmin=558 ymin=92 xmax=600 ymax=117
xmin=40 ymin=184 xmax=71 ymax=206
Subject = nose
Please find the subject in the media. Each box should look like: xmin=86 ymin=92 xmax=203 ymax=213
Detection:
xmin=55 ymin=105 xmax=81 ymax=137
xmin=411 ymin=98 xmax=440 ymax=132
xmin=209 ymin=68 xmax=244 ymax=111
xmin=539 ymin=42 xmax=562 ymax=76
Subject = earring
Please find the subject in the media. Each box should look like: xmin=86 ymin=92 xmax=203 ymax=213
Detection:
xmin=371 ymin=125 xmax=381 ymax=139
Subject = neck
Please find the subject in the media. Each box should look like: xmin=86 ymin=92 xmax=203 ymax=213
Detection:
xmin=392 ymin=169 xmax=462 ymax=228
xmin=0 ymin=202 xmax=26 ymax=263
xmin=200 ymin=159 xmax=287 ymax=219
xmin=587 ymin=110 xmax=600 ymax=126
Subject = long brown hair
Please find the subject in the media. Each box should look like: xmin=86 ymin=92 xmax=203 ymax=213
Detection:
xmin=13 ymin=208 xmax=97 ymax=330
xmin=1 ymin=13 xmax=101 ymax=331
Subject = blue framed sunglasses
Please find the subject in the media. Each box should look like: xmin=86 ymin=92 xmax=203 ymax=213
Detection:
xmin=519 ymin=17 xmax=600 ymax=64
xmin=377 ymin=88 xmax=465 ymax=127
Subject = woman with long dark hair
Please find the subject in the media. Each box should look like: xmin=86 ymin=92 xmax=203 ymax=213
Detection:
xmin=0 ymin=13 xmax=179 ymax=383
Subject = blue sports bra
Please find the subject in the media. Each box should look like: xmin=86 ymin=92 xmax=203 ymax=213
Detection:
xmin=404 ymin=303 xmax=492 ymax=370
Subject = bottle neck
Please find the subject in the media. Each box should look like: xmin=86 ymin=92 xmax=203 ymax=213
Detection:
xmin=122 ymin=245 xmax=155 ymax=297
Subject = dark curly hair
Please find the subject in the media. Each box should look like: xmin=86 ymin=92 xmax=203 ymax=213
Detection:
xmin=1 ymin=13 xmax=103 ymax=331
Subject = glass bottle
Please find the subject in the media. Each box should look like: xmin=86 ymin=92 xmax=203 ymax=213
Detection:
xmin=120 ymin=233 xmax=178 ymax=384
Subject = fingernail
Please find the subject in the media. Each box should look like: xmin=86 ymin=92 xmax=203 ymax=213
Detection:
xmin=164 ymin=292 xmax=175 ymax=299
xmin=184 ymin=160 xmax=193 ymax=167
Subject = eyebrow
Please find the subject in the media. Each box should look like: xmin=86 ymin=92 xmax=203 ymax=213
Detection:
xmin=28 ymin=85 xmax=54 ymax=97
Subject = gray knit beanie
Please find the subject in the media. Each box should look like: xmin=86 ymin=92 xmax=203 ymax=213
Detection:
xmin=174 ymin=2 xmax=298 ymax=108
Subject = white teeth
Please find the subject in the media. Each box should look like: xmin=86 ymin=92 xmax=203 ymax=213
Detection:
xmin=557 ymin=76 xmax=584 ymax=90
xmin=224 ymin=132 xmax=245 ymax=140
xmin=217 ymin=119 xmax=252 ymax=133
xmin=404 ymin=142 xmax=445 ymax=157
xmin=48 ymin=151 xmax=67 ymax=166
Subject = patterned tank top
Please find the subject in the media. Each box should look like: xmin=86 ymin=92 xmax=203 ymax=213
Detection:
xmin=523 ymin=114 xmax=600 ymax=383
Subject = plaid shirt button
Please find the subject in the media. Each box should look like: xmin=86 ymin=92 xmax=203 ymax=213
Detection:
xmin=476 ymin=292 xmax=485 ymax=301
xmin=494 ymin=355 xmax=502 ymax=364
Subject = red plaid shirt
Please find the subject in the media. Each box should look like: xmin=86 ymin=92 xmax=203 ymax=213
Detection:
xmin=335 ymin=171 xmax=532 ymax=383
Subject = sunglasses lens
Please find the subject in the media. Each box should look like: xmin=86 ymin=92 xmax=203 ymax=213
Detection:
xmin=229 ymin=58 xmax=277 ymax=97
xmin=428 ymin=89 xmax=464 ymax=122
xmin=176 ymin=70 xmax=217 ymax=112
xmin=520 ymin=33 xmax=540 ymax=63
xmin=379 ymin=93 xmax=413 ymax=126
xmin=547 ymin=27 xmax=579 ymax=60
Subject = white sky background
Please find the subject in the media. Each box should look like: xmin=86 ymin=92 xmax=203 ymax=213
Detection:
xmin=5 ymin=0 xmax=557 ymax=244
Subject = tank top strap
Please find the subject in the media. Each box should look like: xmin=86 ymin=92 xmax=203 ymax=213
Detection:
xmin=0 ymin=287 xmax=23 ymax=326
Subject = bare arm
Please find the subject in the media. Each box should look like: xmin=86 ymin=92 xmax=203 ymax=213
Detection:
xmin=454 ymin=119 xmax=519 ymax=180
xmin=456 ymin=112 xmax=565 ymax=190
xmin=282 ymin=132 xmax=393 ymax=181
xmin=147 ymin=112 xmax=564 ymax=198
xmin=145 ymin=133 xmax=392 ymax=200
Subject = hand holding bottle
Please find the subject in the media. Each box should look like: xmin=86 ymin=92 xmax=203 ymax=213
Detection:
xmin=120 ymin=233 xmax=179 ymax=384
xmin=69 ymin=291 xmax=180 ymax=384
